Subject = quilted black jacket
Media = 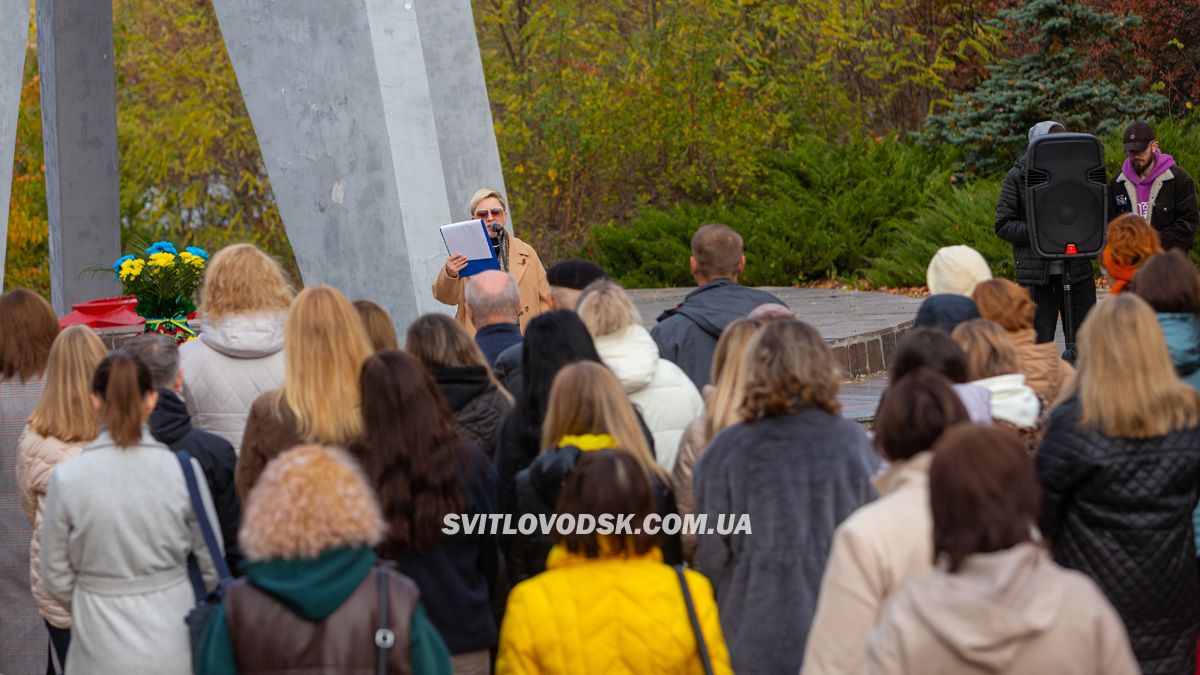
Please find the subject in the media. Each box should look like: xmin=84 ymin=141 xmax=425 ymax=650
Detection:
xmin=1037 ymin=398 xmax=1200 ymax=675
xmin=431 ymin=366 xmax=511 ymax=460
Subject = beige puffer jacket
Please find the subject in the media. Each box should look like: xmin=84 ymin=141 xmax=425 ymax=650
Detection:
xmin=16 ymin=429 xmax=88 ymax=628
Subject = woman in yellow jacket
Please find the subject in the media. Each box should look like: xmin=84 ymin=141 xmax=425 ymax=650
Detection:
xmin=433 ymin=189 xmax=550 ymax=335
xmin=496 ymin=450 xmax=732 ymax=675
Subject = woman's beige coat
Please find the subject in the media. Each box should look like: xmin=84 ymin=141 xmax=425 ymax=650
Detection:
xmin=16 ymin=429 xmax=89 ymax=628
xmin=801 ymin=452 xmax=936 ymax=675
xmin=432 ymin=233 xmax=550 ymax=335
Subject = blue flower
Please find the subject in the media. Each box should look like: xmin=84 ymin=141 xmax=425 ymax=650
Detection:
xmin=112 ymin=254 xmax=135 ymax=272
xmin=184 ymin=246 xmax=209 ymax=260
xmin=146 ymin=241 xmax=178 ymax=255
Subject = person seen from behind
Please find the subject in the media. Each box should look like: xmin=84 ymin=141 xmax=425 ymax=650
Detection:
xmin=1037 ymin=293 xmax=1200 ymax=675
xmin=406 ymin=313 xmax=513 ymax=459
xmin=124 ymin=333 xmax=242 ymax=571
xmin=40 ymin=353 xmax=221 ymax=675
xmin=1130 ymin=248 xmax=1200 ymax=391
xmin=951 ymin=319 xmax=1046 ymax=454
xmin=496 ymin=450 xmax=732 ymax=675
xmin=971 ymin=278 xmax=1074 ymax=401
xmin=651 ymin=224 xmax=786 ymax=388
xmin=195 ymin=444 xmax=451 ymax=674
xmin=349 ymin=351 xmax=500 ymax=673
xmin=694 ymin=320 xmax=876 ymax=674
xmin=1102 ymin=214 xmax=1162 ymax=294
xmin=802 ymin=370 xmax=968 ymax=675
xmin=576 ymin=279 xmax=703 ymax=471
xmin=15 ymin=325 xmax=106 ymax=674
xmin=864 ymin=425 xmax=1139 ymax=675
xmin=509 ymin=362 xmax=679 ymax=583
xmin=236 ymin=285 xmax=373 ymax=501
xmin=353 ymin=299 xmax=399 ymax=352
xmin=179 ymin=243 xmax=294 ymax=451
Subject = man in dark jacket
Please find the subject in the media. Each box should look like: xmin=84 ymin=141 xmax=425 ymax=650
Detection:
xmin=466 ymin=270 xmax=523 ymax=367
xmin=651 ymin=223 xmax=786 ymax=387
xmin=995 ymin=120 xmax=1096 ymax=344
xmin=123 ymin=334 xmax=241 ymax=571
xmin=1109 ymin=120 xmax=1199 ymax=252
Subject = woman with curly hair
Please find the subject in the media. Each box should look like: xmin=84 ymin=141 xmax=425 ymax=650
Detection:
xmin=1102 ymin=214 xmax=1162 ymax=295
xmin=693 ymin=320 xmax=876 ymax=675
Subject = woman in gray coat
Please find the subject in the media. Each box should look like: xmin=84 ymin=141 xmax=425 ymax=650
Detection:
xmin=694 ymin=320 xmax=877 ymax=675
xmin=40 ymin=354 xmax=220 ymax=675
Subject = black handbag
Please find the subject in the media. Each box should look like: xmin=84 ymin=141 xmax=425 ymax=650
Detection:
xmin=675 ymin=565 xmax=715 ymax=675
xmin=177 ymin=451 xmax=234 ymax=666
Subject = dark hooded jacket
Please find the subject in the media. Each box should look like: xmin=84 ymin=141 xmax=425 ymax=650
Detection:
xmin=149 ymin=387 xmax=241 ymax=572
xmin=431 ymin=366 xmax=511 ymax=459
xmin=913 ymin=295 xmax=981 ymax=334
xmin=651 ymin=280 xmax=786 ymax=387
xmin=504 ymin=443 xmax=681 ymax=585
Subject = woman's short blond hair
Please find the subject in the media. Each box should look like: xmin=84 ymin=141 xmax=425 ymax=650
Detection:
xmin=740 ymin=320 xmax=841 ymax=421
xmin=468 ymin=188 xmax=507 ymax=216
xmin=971 ymin=279 xmax=1036 ymax=332
xmin=28 ymin=325 xmax=107 ymax=442
xmin=278 ymin=286 xmax=374 ymax=445
xmin=1065 ymin=293 xmax=1200 ymax=438
xmin=576 ymin=280 xmax=641 ymax=338
xmin=541 ymin=361 xmax=664 ymax=479
xmin=951 ymin=319 xmax=1019 ymax=381
xmin=199 ymin=244 xmax=294 ymax=322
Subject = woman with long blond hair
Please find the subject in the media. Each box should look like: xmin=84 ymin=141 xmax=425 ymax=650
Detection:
xmin=406 ymin=313 xmax=512 ymax=458
xmin=1037 ymin=293 xmax=1200 ymax=675
xmin=693 ymin=320 xmax=875 ymax=675
xmin=180 ymin=244 xmax=295 ymax=451
xmin=576 ymin=280 xmax=703 ymax=470
xmin=236 ymin=285 xmax=373 ymax=501
xmin=15 ymin=326 xmax=106 ymax=672
xmin=0 ymin=289 xmax=60 ymax=674
xmin=39 ymin=353 xmax=221 ymax=674
xmin=507 ymin=361 xmax=679 ymax=583
xmin=672 ymin=318 xmax=760 ymax=563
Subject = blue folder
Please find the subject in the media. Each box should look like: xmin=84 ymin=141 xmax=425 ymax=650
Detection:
xmin=442 ymin=219 xmax=502 ymax=277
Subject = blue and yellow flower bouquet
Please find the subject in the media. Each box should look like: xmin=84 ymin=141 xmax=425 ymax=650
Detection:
xmin=112 ymin=241 xmax=208 ymax=343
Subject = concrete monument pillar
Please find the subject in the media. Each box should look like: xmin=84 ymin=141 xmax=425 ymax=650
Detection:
xmin=211 ymin=0 xmax=509 ymax=328
xmin=413 ymin=0 xmax=510 ymax=227
xmin=0 ymin=0 xmax=30 ymax=287
xmin=37 ymin=0 xmax=122 ymax=313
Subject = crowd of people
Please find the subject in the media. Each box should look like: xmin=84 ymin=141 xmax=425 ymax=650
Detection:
xmin=0 ymin=163 xmax=1199 ymax=675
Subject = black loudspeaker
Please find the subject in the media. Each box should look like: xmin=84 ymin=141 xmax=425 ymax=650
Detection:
xmin=1025 ymin=132 xmax=1108 ymax=259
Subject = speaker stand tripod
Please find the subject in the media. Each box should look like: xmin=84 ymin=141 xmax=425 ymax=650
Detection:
xmin=1047 ymin=260 xmax=1078 ymax=365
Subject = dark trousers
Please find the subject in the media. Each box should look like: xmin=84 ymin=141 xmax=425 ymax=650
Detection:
xmin=1028 ymin=275 xmax=1097 ymax=344
xmin=45 ymin=622 xmax=69 ymax=675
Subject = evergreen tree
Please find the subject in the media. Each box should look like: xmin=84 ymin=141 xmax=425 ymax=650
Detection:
xmin=925 ymin=0 xmax=1164 ymax=173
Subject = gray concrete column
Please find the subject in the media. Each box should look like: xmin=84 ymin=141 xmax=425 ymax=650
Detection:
xmin=211 ymin=0 xmax=454 ymax=329
xmin=37 ymin=0 xmax=121 ymax=313
xmin=412 ymin=0 xmax=511 ymax=228
xmin=0 ymin=0 xmax=30 ymax=288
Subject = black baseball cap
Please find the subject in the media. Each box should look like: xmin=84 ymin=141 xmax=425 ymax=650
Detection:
xmin=546 ymin=259 xmax=607 ymax=290
xmin=1123 ymin=121 xmax=1155 ymax=152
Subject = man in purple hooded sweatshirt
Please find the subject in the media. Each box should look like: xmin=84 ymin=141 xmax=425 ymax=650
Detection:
xmin=1109 ymin=121 xmax=1198 ymax=252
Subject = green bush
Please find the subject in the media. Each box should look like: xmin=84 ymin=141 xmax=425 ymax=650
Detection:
xmin=589 ymin=136 xmax=954 ymax=287
xmin=862 ymin=177 xmax=1013 ymax=287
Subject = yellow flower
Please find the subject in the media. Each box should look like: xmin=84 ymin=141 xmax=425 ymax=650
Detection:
xmin=179 ymin=251 xmax=205 ymax=268
xmin=148 ymin=252 xmax=176 ymax=267
xmin=119 ymin=258 xmax=145 ymax=281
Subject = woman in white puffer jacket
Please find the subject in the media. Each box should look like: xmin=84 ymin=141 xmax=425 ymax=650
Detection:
xmin=577 ymin=280 xmax=703 ymax=471
xmin=179 ymin=244 xmax=295 ymax=452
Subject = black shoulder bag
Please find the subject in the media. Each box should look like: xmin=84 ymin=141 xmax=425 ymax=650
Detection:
xmin=675 ymin=564 xmax=715 ymax=675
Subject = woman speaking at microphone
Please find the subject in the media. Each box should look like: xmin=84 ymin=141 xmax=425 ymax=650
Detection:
xmin=433 ymin=189 xmax=550 ymax=336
